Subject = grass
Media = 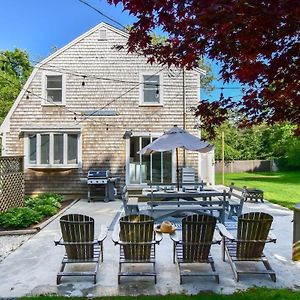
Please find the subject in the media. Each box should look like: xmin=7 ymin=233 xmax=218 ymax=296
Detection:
xmin=21 ymin=288 xmax=300 ymax=299
xmin=216 ymin=171 xmax=300 ymax=209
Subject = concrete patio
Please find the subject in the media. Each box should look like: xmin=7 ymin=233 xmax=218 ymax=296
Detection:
xmin=0 ymin=188 xmax=299 ymax=297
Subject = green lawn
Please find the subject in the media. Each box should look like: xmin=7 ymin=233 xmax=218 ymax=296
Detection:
xmin=22 ymin=288 xmax=300 ymax=299
xmin=216 ymin=171 xmax=300 ymax=209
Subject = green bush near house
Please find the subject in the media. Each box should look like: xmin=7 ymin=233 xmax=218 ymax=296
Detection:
xmin=0 ymin=207 xmax=42 ymax=229
xmin=25 ymin=193 xmax=62 ymax=210
xmin=0 ymin=193 xmax=63 ymax=229
xmin=32 ymin=204 xmax=59 ymax=217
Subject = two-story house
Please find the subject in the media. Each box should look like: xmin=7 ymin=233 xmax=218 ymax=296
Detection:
xmin=0 ymin=22 xmax=214 ymax=197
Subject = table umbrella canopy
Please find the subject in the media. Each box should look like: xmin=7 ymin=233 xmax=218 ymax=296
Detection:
xmin=138 ymin=125 xmax=214 ymax=155
xmin=138 ymin=125 xmax=214 ymax=189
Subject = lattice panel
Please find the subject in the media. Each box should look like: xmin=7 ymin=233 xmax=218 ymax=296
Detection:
xmin=0 ymin=156 xmax=24 ymax=212
xmin=0 ymin=156 xmax=23 ymax=174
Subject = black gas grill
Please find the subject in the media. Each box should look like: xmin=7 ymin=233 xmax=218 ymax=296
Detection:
xmin=87 ymin=169 xmax=117 ymax=202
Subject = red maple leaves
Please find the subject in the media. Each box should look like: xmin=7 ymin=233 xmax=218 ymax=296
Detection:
xmin=108 ymin=0 xmax=300 ymax=136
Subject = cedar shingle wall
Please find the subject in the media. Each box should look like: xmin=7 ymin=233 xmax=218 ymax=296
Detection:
xmin=5 ymin=26 xmax=200 ymax=195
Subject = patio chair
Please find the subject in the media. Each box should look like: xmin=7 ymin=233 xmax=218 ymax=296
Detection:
xmin=170 ymin=213 xmax=221 ymax=284
xmin=182 ymin=167 xmax=195 ymax=183
xmin=112 ymin=214 xmax=163 ymax=283
xmin=121 ymin=185 xmax=140 ymax=215
xmin=226 ymin=182 xmax=246 ymax=219
xmin=54 ymin=214 xmax=107 ymax=284
xmin=218 ymin=212 xmax=276 ymax=282
xmin=182 ymin=167 xmax=196 ymax=190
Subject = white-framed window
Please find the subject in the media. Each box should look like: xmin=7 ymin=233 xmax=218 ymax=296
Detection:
xmin=25 ymin=132 xmax=81 ymax=168
xmin=139 ymin=72 xmax=163 ymax=106
xmin=42 ymin=71 xmax=66 ymax=105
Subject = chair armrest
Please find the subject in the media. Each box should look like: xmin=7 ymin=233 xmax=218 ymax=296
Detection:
xmin=97 ymin=225 xmax=108 ymax=243
xmin=217 ymin=224 xmax=235 ymax=241
xmin=54 ymin=236 xmax=62 ymax=246
xmin=111 ymin=225 xmax=120 ymax=245
xmin=169 ymin=232 xmax=180 ymax=243
xmin=267 ymin=231 xmax=277 ymax=243
xmin=155 ymin=232 xmax=163 ymax=244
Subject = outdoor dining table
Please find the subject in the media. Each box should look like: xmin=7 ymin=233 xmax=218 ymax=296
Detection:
xmin=143 ymin=188 xmax=223 ymax=202
xmin=143 ymin=188 xmax=229 ymax=223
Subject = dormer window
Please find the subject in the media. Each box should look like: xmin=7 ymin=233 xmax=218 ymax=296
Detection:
xmin=42 ymin=72 xmax=66 ymax=105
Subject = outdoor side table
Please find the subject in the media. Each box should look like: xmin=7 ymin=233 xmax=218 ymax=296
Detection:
xmin=244 ymin=188 xmax=264 ymax=203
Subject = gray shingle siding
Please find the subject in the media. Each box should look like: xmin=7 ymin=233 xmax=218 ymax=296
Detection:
xmin=3 ymin=24 xmax=201 ymax=196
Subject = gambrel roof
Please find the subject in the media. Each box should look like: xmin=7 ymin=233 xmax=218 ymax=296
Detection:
xmin=0 ymin=22 xmax=205 ymax=133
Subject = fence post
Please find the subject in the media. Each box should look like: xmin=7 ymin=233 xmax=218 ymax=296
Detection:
xmin=293 ymin=203 xmax=300 ymax=260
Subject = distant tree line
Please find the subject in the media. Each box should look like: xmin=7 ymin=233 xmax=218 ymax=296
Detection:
xmin=204 ymin=122 xmax=300 ymax=170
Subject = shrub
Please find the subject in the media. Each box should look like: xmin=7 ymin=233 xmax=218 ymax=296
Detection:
xmin=0 ymin=207 xmax=42 ymax=229
xmin=33 ymin=204 xmax=59 ymax=217
xmin=25 ymin=193 xmax=62 ymax=209
xmin=43 ymin=193 xmax=63 ymax=202
xmin=285 ymin=141 xmax=300 ymax=170
xmin=0 ymin=193 xmax=64 ymax=229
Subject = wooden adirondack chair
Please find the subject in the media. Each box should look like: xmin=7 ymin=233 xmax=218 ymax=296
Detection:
xmin=54 ymin=214 xmax=107 ymax=284
xmin=170 ymin=213 xmax=221 ymax=284
xmin=218 ymin=212 xmax=276 ymax=282
xmin=112 ymin=214 xmax=162 ymax=283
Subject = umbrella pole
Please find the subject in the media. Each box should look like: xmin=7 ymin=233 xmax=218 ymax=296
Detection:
xmin=176 ymin=148 xmax=179 ymax=191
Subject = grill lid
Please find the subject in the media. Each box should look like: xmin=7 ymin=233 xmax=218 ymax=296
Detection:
xmin=87 ymin=169 xmax=109 ymax=178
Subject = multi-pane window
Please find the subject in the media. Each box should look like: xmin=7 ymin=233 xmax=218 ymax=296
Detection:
xmin=140 ymin=73 xmax=162 ymax=104
xmin=27 ymin=133 xmax=80 ymax=167
xmin=45 ymin=75 xmax=63 ymax=103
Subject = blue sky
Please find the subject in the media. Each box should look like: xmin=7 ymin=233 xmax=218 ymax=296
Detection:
xmin=0 ymin=0 xmax=242 ymax=101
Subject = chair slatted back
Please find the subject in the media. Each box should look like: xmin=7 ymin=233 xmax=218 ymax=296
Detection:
xmin=119 ymin=214 xmax=154 ymax=260
xmin=182 ymin=214 xmax=217 ymax=261
xmin=121 ymin=185 xmax=131 ymax=216
xmin=182 ymin=167 xmax=196 ymax=184
xmin=121 ymin=185 xmax=130 ymax=215
xmin=237 ymin=212 xmax=273 ymax=259
xmin=60 ymin=214 xmax=94 ymax=260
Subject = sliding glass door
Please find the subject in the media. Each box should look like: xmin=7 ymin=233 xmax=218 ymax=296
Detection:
xmin=129 ymin=136 xmax=172 ymax=184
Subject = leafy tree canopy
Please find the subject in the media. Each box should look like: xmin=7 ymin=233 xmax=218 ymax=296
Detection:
xmin=108 ymin=0 xmax=300 ymax=136
xmin=204 ymin=122 xmax=298 ymax=163
xmin=0 ymin=49 xmax=32 ymax=123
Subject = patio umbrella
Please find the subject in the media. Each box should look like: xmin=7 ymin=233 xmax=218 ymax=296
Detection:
xmin=138 ymin=125 xmax=214 ymax=189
